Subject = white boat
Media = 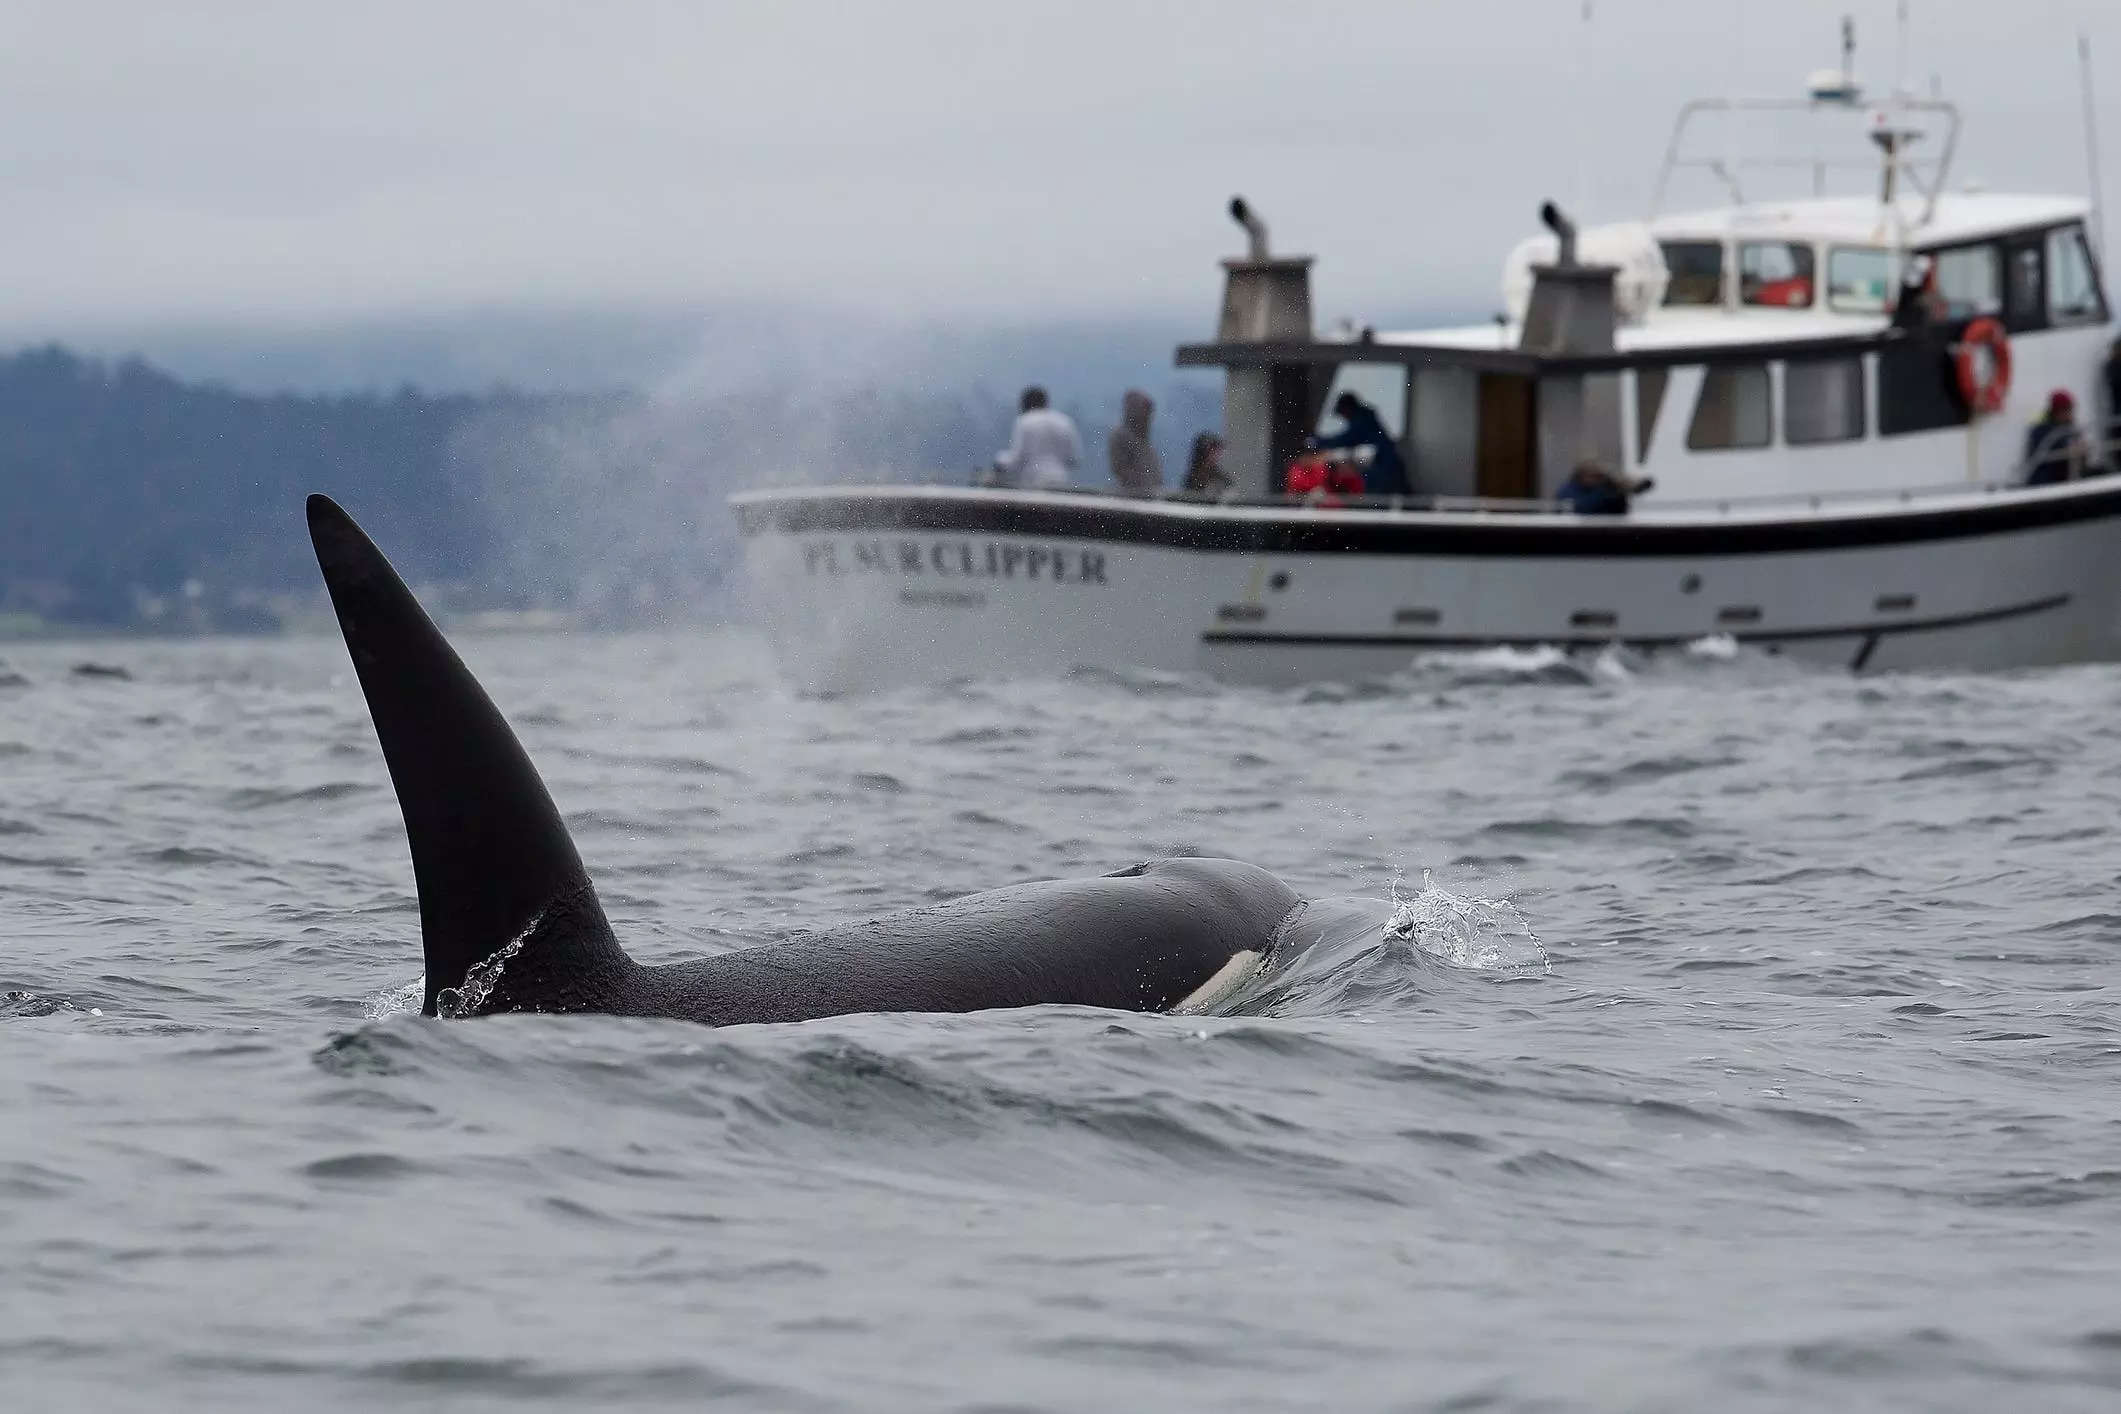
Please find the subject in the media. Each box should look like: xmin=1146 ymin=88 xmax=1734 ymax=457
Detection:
xmin=733 ymin=35 xmax=2121 ymax=692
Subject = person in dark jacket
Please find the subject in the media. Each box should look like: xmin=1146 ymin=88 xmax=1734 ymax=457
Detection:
xmin=2024 ymin=389 xmax=2088 ymax=485
xmin=1554 ymin=460 xmax=1648 ymax=515
xmin=1308 ymin=392 xmax=1410 ymax=496
xmin=1890 ymin=253 xmax=1944 ymax=329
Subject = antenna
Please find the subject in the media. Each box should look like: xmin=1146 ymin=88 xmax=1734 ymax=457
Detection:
xmin=1573 ymin=1 xmax=1595 ymax=219
xmin=1726 ymin=0 xmax=1745 ymax=210
xmin=2082 ymin=34 xmax=2109 ymax=265
xmin=1894 ymin=0 xmax=1910 ymax=99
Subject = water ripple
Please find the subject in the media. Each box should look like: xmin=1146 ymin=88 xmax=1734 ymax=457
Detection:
xmin=4 ymin=627 xmax=2119 ymax=1412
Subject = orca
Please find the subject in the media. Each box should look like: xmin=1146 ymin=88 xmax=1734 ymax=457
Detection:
xmin=306 ymin=494 xmax=1305 ymax=1024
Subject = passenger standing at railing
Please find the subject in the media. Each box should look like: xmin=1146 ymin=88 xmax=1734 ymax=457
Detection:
xmin=2023 ymin=391 xmax=2089 ymax=486
xmin=1307 ymin=392 xmax=1410 ymax=496
xmin=1107 ymin=389 xmax=1162 ymax=496
xmin=986 ymin=386 xmax=1081 ymax=489
xmin=1182 ymin=432 xmax=1232 ymax=496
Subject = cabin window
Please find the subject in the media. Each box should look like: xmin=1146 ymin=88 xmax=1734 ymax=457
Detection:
xmin=1827 ymin=247 xmax=1893 ymax=313
xmin=1635 ymin=368 xmax=1669 ymax=462
xmin=1686 ymin=364 xmax=1772 ymax=450
xmin=1784 ymin=357 xmax=1866 ymax=445
xmin=1739 ymin=242 xmax=1816 ymax=308
xmin=2004 ymin=240 xmax=2046 ymax=331
xmin=1931 ymin=243 xmax=2002 ymax=319
xmin=1661 ymin=241 xmax=1724 ymax=306
xmin=2048 ymin=224 xmax=2108 ymax=324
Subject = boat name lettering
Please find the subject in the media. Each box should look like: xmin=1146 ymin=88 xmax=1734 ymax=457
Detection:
xmin=803 ymin=538 xmax=1107 ymax=585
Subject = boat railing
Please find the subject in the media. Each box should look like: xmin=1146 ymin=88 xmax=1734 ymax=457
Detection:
xmin=1147 ymin=416 xmax=2121 ymax=517
xmin=930 ymin=453 xmax=2118 ymax=520
xmin=1197 ymin=477 xmax=2094 ymax=519
xmin=1647 ymin=93 xmax=1961 ymax=225
xmin=805 ymin=418 xmax=2121 ymax=520
xmin=2010 ymin=415 xmax=2121 ymax=487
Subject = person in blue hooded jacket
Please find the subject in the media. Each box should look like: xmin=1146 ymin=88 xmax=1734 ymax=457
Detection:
xmin=1555 ymin=460 xmax=1651 ymax=515
xmin=1308 ymin=392 xmax=1410 ymax=496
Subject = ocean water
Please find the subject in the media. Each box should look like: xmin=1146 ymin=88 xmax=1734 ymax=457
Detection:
xmin=3 ymin=628 xmax=2120 ymax=1412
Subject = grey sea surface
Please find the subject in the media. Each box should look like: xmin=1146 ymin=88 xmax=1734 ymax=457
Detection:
xmin=3 ymin=628 xmax=2120 ymax=1412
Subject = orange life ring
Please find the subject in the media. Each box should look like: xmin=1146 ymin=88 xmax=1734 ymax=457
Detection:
xmin=1954 ymin=317 xmax=2012 ymax=415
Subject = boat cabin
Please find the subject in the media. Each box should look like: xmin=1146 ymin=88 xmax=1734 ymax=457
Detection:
xmin=1178 ymin=78 xmax=2115 ymax=508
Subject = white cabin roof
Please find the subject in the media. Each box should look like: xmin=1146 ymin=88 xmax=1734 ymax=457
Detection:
xmin=1377 ymin=189 xmax=2092 ymax=352
xmin=1650 ymin=192 xmax=2089 ymax=249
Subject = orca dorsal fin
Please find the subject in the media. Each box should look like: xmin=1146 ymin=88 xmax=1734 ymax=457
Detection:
xmin=307 ymin=494 xmax=632 ymax=1016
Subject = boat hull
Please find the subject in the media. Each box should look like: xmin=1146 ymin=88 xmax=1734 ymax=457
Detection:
xmin=731 ymin=485 xmax=2121 ymax=691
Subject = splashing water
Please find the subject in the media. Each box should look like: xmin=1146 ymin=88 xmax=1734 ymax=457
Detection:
xmin=1409 ymin=644 xmax=1586 ymax=685
xmin=1386 ymin=872 xmax=1550 ymax=977
xmin=434 ymin=926 xmax=533 ymax=1020
xmin=1588 ymin=644 xmax=1635 ymax=684
xmin=363 ymin=976 xmax=423 ymax=1022
xmin=1220 ymin=877 xmax=1551 ymax=1018
xmin=1685 ymin=632 xmax=1740 ymax=661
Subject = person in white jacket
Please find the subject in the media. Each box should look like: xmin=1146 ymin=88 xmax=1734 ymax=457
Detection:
xmin=991 ymin=386 xmax=1081 ymax=489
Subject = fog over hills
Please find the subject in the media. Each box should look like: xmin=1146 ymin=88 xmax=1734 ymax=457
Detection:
xmin=8 ymin=303 xmax=1482 ymax=633
xmin=29 ymin=306 xmax=1231 ymax=403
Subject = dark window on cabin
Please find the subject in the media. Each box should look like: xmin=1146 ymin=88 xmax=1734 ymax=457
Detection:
xmin=1661 ymin=241 xmax=1723 ymax=306
xmin=1635 ymin=368 xmax=1668 ymax=462
xmin=1784 ymin=357 xmax=1866 ymax=445
xmin=1686 ymin=365 xmax=1772 ymax=450
xmin=2048 ymin=223 xmax=2108 ymax=324
xmin=2004 ymin=237 xmax=2047 ymax=333
xmin=1878 ymin=337 xmax=1969 ymax=436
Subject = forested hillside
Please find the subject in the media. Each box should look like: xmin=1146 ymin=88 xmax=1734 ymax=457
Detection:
xmin=0 ymin=344 xmax=1213 ymax=631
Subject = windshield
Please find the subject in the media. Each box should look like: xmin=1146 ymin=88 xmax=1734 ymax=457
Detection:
xmin=1827 ymin=247 xmax=1892 ymax=313
xmin=1660 ymin=241 xmax=1723 ymax=306
xmin=1739 ymin=241 xmax=1816 ymax=308
xmin=1932 ymin=244 xmax=2002 ymax=319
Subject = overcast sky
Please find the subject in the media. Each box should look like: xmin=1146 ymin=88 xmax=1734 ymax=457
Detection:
xmin=5 ymin=0 xmax=2120 ymax=337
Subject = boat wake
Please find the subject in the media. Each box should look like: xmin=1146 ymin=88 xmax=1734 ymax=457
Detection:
xmin=1397 ymin=633 xmax=1804 ymax=690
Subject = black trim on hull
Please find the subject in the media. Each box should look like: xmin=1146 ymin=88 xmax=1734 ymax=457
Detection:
xmin=734 ymin=485 xmax=2121 ymax=559
xmin=1197 ymin=593 xmax=2072 ymax=653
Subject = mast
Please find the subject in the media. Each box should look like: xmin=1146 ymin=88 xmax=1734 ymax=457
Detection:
xmin=1573 ymin=1 xmax=1595 ymax=220
xmin=1893 ymin=0 xmax=1910 ymax=100
xmin=2081 ymin=33 xmax=2109 ymax=267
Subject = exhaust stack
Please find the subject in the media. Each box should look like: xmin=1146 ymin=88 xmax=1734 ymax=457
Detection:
xmin=1539 ymin=200 xmax=1579 ymax=268
xmin=1229 ymin=196 xmax=1272 ymax=261
xmin=1212 ymin=196 xmax=1317 ymax=497
xmin=1518 ymin=201 xmax=1625 ymax=497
